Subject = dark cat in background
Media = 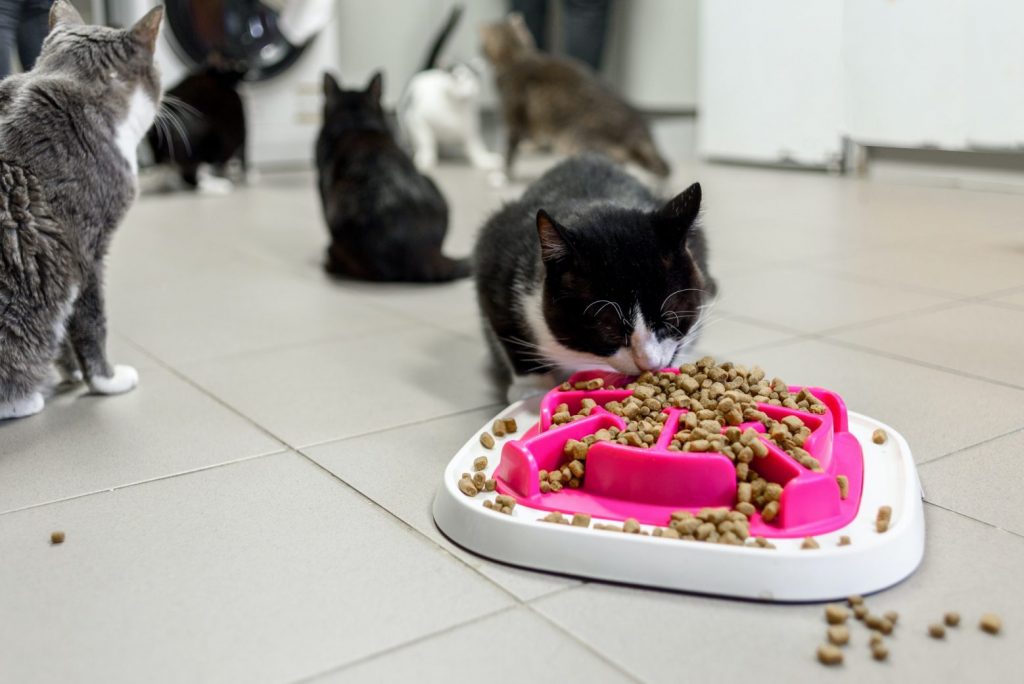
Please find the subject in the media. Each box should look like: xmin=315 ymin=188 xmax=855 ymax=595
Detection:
xmin=480 ymin=14 xmax=670 ymax=179
xmin=475 ymin=154 xmax=715 ymax=402
xmin=0 ymin=1 xmax=163 ymax=419
xmin=146 ymin=57 xmax=247 ymax=191
xmin=316 ymin=71 xmax=469 ymax=282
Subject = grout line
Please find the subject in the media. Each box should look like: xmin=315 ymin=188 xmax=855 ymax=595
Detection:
xmin=916 ymin=426 xmax=1024 ymax=467
xmin=809 ymin=299 xmax=969 ymax=337
xmin=296 ymin=402 xmax=506 ymax=452
xmin=814 ymin=336 xmax=1024 ymax=393
xmin=289 ymin=606 xmax=518 ymax=684
xmin=922 ymin=501 xmax=1024 ymax=541
xmin=0 ymin=449 xmax=287 ymax=517
xmin=521 ymin=602 xmax=645 ymax=683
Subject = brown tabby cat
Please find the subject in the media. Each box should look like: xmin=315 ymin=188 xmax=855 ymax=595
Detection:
xmin=480 ymin=13 xmax=670 ymax=180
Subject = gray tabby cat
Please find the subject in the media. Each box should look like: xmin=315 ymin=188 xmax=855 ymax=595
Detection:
xmin=0 ymin=1 xmax=163 ymax=420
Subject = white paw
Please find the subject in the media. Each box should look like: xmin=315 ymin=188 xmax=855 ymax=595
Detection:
xmin=88 ymin=365 xmax=139 ymax=395
xmin=471 ymin=151 xmax=503 ymax=171
xmin=198 ymin=176 xmax=234 ymax=195
xmin=0 ymin=392 xmax=44 ymax=420
xmin=507 ymin=374 xmax=555 ymax=404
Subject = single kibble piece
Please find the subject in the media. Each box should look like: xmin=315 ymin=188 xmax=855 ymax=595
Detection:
xmin=480 ymin=432 xmax=495 ymax=449
xmin=872 ymin=429 xmax=887 ymax=445
xmin=928 ymin=623 xmax=946 ymax=639
xmin=801 ymin=537 xmax=820 ymax=550
xmin=943 ymin=611 xmax=960 ymax=627
xmin=623 ymin=518 xmax=641 ymax=534
xmin=848 ymin=595 xmax=865 ymax=607
xmin=836 ymin=475 xmax=849 ymax=500
xmin=458 ymin=477 xmax=479 ymax=497
xmin=50 ymin=531 xmax=65 ymax=545
xmin=825 ymin=604 xmax=849 ymax=625
xmin=884 ymin=610 xmax=899 ymax=626
xmin=485 ymin=479 xmax=497 ymax=492
xmin=540 ymin=511 xmax=568 ymax=524
xmin=871 ymin=643 xmax=889 ymax=661
xmin=503 ymin=418 xmax=518 ymax=434
xmin=979 ymin=613 xmax=1001 ymax=635
xmin=876 ymin=505 xmax=892 ymax=533
xmin=817 ymin=644 xmax=843 ymax=666
xmin=869 ymin=631 xmax=884 ymax=646
xmin=571 ymin=513 xmax=591 ymax=527
xmin=473 ymin=456 xmax=488 ymax=472
xmin=827 ymin=625 xmax=850 ymax=646
xmin=854 ymin=605 xmax=869 ymax=620
xmin=838 ymin=535 xmax=851 ymax=546
xmin=492 ymin=419 xmax=507 ymax=437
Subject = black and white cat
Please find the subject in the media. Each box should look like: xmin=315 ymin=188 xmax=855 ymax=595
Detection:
xmin=474 ymin=154 xmax=716 ymax=402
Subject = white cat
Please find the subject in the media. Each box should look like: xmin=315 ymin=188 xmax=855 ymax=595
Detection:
xmin=399 ymin=62 xmax=502 ymax=173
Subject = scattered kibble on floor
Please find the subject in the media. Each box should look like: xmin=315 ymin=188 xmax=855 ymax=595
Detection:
xmin=871 ymin=642 xmax=889 ymax=661
xmin=817 ymin=644 xmax=843 ymax=666
xmin=944 ymin=612 xmax=960 ymax=627
xmin=827 ymin=625 xmax=850 ymax=646
xmin=825 ymin=604 xmax=849 ymax=624
xmin=50 ymin=531 xmax=65 ymax=545
xmin=979 ymin=613 xmax=1002 ymax=635
xmin=928 ymin=623 xmax=946 ymax=639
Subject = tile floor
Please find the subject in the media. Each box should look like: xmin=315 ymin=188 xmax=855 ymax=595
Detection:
xmin=2 ymin=152 xmax=1023 ymax=683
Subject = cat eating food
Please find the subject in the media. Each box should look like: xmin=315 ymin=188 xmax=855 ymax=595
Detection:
xmin=480 ymin=13 xmax=671 ymax=180
xmin=0 ymin=1 xmax=163 ymax=420
xmin=316 ymin=71 xmax=470 ymax=282
xmin=475 ymin=154 xmax=716 ymax=403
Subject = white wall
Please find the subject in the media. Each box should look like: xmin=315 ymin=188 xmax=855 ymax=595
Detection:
xmin=697 ymin=0 xmax=844 ymax=167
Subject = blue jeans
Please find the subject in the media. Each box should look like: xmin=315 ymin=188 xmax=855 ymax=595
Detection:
xmin=0 ymin=0 xmax=53 ymax=77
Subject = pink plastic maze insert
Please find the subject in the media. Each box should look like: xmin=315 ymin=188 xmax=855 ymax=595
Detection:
xmin=494 ymin=369 xmax=864 ymax=538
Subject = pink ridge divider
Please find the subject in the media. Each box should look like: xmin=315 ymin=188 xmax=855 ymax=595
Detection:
xmin=493 ymin=372 xmax=864 ymax=538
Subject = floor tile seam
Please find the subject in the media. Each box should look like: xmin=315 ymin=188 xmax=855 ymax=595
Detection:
xmin=915 ymin=426 xmax=1024 ymax=467
xmin=0 ymin=449 xmax=287 ymax=517
xmin=922 ymin=501 xmax=1024 ymax=541
xmin=295 ymin=402 xmax=506 ymax=451
xmin=287 ymin=605 xmax=518 ymax=684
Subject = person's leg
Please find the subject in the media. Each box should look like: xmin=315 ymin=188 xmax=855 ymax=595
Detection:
xmin=16 ymin=0 xmax=53 ymax=72
xmin=562 ymin=0 xmax=610 ymax=71
xmin=0 ymin=0 xmax=22 ymax=78
xmin=509 ymin=0 xmax=548 ymax=51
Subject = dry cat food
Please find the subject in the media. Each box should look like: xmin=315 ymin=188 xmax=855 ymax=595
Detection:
xmin=492 ymin=417 xmax=518 ymax=436
xmin=801 ymin=537 xmax=820 ymax=550
xmin=50 ymin=531 xmax=65 ymax=545
xmin=825 ymin=604 xmax=850 ymax=624
xmin=979 ymin=613 xmax=1001 ymax=635
xmin=944 ymin=611 xmax=960 ymax=627
xmin=483 ymin=494 xmax=516 ymax=515
xmin=836 ymin=475 xmax=849 ymax=499
xmin=540 ymin=511 xmax=569 ymax=524
xmin=827 ymin=625 xmax=850 ymax=646
xmin=480 ymin=431 xmax=495 ymax=449
xmin=865 ymin=614 xmax=894 ymax=635
xmin=571 ymin=513 xmax=591 ymax=527
xmin=876 ymin=505 xmax=892 ymax=533
xmin=872 ymin=429 xmax=888 ymax=445
xmin=458 ymin=475 xmax=479 ymax=497
xmin=871 ymin=642 xmax=888 ymax=661
xmin=883 ymin=610 xmax=899 ymax=626
xmin=838 ymin=535 xmax=851 ymax=546
xmin=817 ymin=643 xmax=843 ymax=666
xmin=928 ymin=623 xmax=946 ymax=639
xmin=473 ymin=456 xmax=488 ymax=472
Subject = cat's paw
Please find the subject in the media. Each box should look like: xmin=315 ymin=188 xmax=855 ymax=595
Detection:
xmin=507 ymin=374 xmax=555 ymax=404
xmin=0 ymin=392 xmax=44 ymax=420
xmin=88 ymin=365 xmax=139 ymax=395
xmin=198 ymin=176 xmax=234 ymax=195
xmin=469 ymin=150 xmax=503 ymax=171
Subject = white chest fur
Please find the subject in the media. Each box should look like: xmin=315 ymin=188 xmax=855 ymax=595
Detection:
xmin=115 ymin=87 xmax=156 ymax=175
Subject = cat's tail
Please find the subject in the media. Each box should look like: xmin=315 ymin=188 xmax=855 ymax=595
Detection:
xmin=632 ymin=139 xmax=671 ymax=178
xmin=422 ymin=4 xmax=464 ymax=71
xmin=408 ymin=253 xmax=472 ymax=283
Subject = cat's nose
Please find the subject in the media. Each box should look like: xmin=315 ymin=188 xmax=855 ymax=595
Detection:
xmin=630 ymin=346 xmax=661 ymax=372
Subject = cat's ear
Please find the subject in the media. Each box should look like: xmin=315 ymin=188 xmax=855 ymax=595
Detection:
xmin=537 ymin=210 xmax=571 ymax=263
xmin=323 ymin=72 xmax=341 ymax=101
xmin=365 ymin=71 xmax=383 ymax=104
xmin=507 ymin=12 xmax=536 ymax=48
xmin=657 ymin=182 xmax=702 ymax=240
xmin=130 ymin=5 xmax=164 ymax=54
xmin=49 ymin=0 xmax=84 ymax=30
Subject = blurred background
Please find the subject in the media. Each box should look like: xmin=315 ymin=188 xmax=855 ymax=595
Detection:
xmin=64 ymin=0 xmax=1022 ymax=191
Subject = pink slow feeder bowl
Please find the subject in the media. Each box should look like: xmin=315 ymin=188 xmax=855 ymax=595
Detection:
xmin=433 ymin=370 xmax=925 ymax=601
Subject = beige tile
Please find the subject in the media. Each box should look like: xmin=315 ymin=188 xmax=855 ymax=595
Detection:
xmin=834 ymin=303 xmax=1024 ymax=388
xmin=532 ymin=505 xmax=1024 ymax=684
xmin=725 ymin=339 xmax=1024 ymax=463
xmin=919 ymin=430 xmax=1024 ymax=536
xmin=109 ymin=253 xmax=401 ymax=365
xmin=182 ymin=326 xmax=501 ymax=448
xmin=988 ymin=287 xmax=1024 ymax=310
xmin=313 ymin=606 xmax=633 ymax=683
xmin=0 ymin=367 xmax=282 ymax=514
xmin=0 ymin=452 xmax=512 ymax=684
xmin=304 ymin=407 xmax=580 ymax=601
xmin=814 ymin=242 xmax=1024 ymax=297
xmin=690 ymin=314 xmax=799 ymax=355
xmin=714 ymin=267 xmax=950 ymax=334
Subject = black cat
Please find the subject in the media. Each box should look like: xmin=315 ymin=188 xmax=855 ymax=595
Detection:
xmin=474 ymin=154 xmax=716 ymax=401
xmin=146 ymin=62 xmax=246 ymax=189
xmin=316 ymin=71 xmax=469 ymax=282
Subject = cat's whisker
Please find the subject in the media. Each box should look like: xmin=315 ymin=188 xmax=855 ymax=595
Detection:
xmin=660 ymin=288 xmax=711 ymax=312
xmin=160 ymin=109 xmax=192 ymax=157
